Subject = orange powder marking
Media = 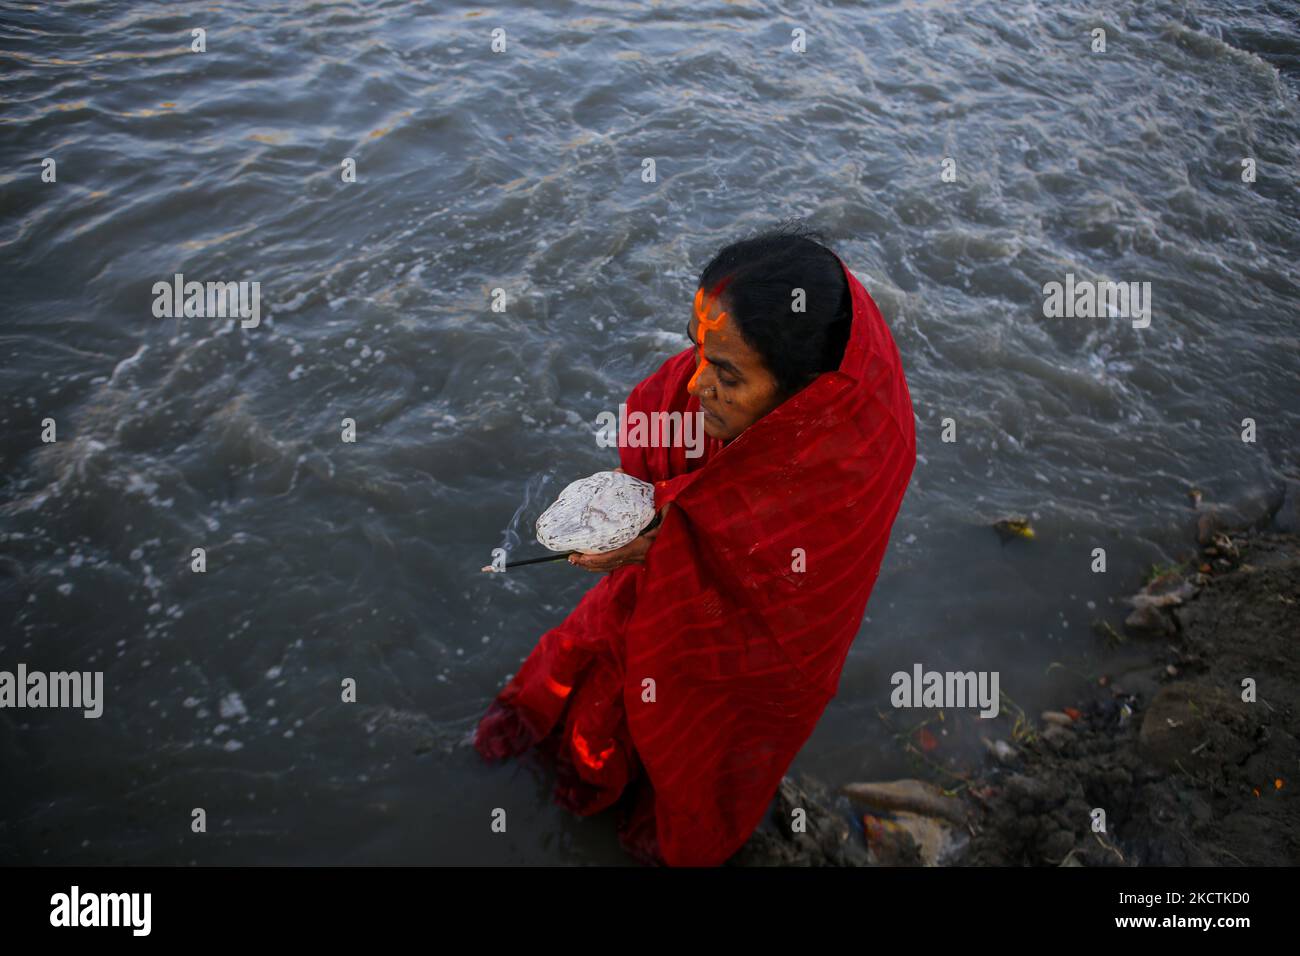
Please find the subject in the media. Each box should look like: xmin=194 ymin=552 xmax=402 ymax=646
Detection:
xmin=686 ymin=276 xmax=734 ymax=392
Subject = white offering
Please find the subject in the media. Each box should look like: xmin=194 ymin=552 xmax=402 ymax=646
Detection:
xmin=536 ymin=471 xmax=657 ymax=554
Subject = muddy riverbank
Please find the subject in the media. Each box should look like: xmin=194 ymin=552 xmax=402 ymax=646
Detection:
xmin=733 ymin=480 xmax=1300 ymax=867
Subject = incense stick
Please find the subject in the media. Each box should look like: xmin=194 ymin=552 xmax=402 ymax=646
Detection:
xmin=480 ymin=551 xmax=575 ymax=572
xmin=481 ymin=511 xmax=662 ymax=573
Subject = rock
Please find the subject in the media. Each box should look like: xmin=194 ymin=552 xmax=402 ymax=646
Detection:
xmin=1041 ymin=710 xmax=1074 ymax=726
xmin=855 ymin=800 xmax=972 ymax=866
xmin=1225 ymin=481 xmax=1287 ymax=530
xmin=1128 ymin=590 xmax=1189 ymax=610
xmin=1197 ymin=508 xmax=1241 ymax=545
xmin=1144 ymin=570 xmax=1182 ymax=593
xmin=878 ymin=811 xmax=964 ymax=866
xmin=1124 ymin=603 xmax=1176 ymax=637
xmin=982 ymin=737 xmax=1020 ymax=765
xmin=1195 ymin=483 xmax=1284 ymax=543
xmin=839 ymin=778 xmax=968 ymax=825
xmin=1135 ymin=572 xmax=1199 ymax=604
xmin=1125 ymin=574 xmax=1200 ymax=639
xmin=860 ymin=813 xmax=924 ymax=866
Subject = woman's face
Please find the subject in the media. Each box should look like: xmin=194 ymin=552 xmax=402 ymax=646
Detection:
xmin=686 ymin=289 xmax=785 ymax=443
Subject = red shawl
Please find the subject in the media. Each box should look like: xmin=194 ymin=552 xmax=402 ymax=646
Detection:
xmin=475 ymin=258 xmax=916 ymax=866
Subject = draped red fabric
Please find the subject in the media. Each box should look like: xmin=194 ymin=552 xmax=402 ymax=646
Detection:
xmin=475 ymin=257 xmax=916 ymax=865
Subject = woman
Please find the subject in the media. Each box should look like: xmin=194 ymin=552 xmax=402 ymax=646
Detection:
xmin=475 ymin=225 xmax=916 ymax=866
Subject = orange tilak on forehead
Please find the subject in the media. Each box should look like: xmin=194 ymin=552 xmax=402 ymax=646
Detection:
xmin=687 ymin=277 xmax=732 ymax=392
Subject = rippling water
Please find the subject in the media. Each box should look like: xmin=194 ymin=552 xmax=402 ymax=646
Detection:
xmin=2 ymin=0 xmax=1297 ymax=864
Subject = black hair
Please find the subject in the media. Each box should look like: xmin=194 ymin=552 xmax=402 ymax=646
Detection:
xmin=696 ymin=221 xmax=851 ymax=397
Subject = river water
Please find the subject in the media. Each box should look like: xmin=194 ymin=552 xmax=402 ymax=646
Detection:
xmin=1 ymin=0 xmax=1297 ymax=864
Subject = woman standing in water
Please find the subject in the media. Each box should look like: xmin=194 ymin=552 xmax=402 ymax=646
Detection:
xmin=475 ymin=224 xmax=917 ymax=866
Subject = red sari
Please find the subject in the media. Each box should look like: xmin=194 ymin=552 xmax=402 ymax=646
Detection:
xmin=475 ymin=258 xmax=916 ymax=866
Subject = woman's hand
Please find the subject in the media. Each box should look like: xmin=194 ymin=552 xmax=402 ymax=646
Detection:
xmin=569 ymin=502 xmax=671 ymax=573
